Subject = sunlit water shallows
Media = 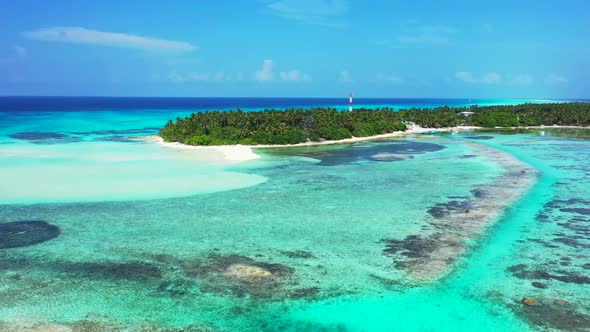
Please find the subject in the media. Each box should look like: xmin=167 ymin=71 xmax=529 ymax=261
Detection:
xmin=0 ymin=99 xmax=589 ymax=331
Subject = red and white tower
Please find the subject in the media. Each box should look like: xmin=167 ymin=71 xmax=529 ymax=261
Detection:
xmin=349 ymin=92 xmax=353 ymax=112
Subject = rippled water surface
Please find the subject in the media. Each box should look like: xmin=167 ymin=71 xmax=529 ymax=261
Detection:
xmin=0 ymin=100 xmax=589 ymax=331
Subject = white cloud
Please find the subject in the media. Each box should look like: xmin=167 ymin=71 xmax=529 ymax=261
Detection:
xmin=508 ymin=74 xmax=533 ymax=85
xmin=455 ymin=71 xmax=501 ymax=84
xmin=168 ymin=71 xmax=247 ymax=82
xmin=544 ymin=74 xmax=568 ymax=85
xmin=280 ymin=69 xmax=311 ymax=81
xmin=376 ymin=22 xmax=455 ymax=49
xmin=339 ymin=70 xmax=353 ymax=83
xmin=168 ymin=72 xmax=185 ymax=82
xmin=376 ymin=73 xmax=404 ymax=84
xmin=480 ymin=72 xmax=501 ymax=84
xmin=398 ymin=24 xmax=455 ymax=46
xmin=253 ymin=60 xmax=311 ymax=82
xmin=256 ymin=59 xmax=274 ymax=82
xmin=214 ymin=72 xmax=226 ymax=81
xmin=23 ymin=27 xmax=196 ymax=52
xmin=455 ymin=72 xmax=476 ymax=83
xmin=168 ymin=72 xmax=210 ymax=82
xmin=214 ymin=72 xmax=243 ymax=81
xmin=267 ymin=0 xmax=349 ymax=27
xmin=14 ymin=46 xmax=27 ymax=57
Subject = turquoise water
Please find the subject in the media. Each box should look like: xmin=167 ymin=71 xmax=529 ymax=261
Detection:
xmin=279 ymin=132 xmax=590 ymax=331
xmin=0 ymin=102 xmax=589 ymax=331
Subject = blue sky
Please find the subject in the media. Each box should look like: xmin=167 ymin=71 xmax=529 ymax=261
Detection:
xmin=0 ymin=0 xmax=588 ymax=98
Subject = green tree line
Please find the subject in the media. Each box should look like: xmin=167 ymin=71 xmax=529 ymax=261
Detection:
xmin=159 ymin=108 xmax=406 ymax=145
xmin=159 ymin=103 xmax=590 ymax=146
xmin=398 ymin=103 xmax=590 ymax=128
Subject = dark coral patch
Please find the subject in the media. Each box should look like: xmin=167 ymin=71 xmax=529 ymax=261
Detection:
xmin=546 ymin=198 xmax=590 ymax=208
xmin=287 ymin=287 xmax=320 ymax=299
xmin=531 ymin=281 xmax=548 ymax=289
xmin=512 ymin=300 xmax=590 ymax=331
xmin=464 ymin=135 xmax=494 ymax=140
xmin=557 ymin=218 xmax=590 ymax=237
xmin=507 ymin=264 xmax=590 ymax=284
xmin=560 ymin=208 xmax=590 ymax=216
xmin=507 ymin=264 xmax=527 ymax=273
xmin=291 ymin=141 xmax=446 ymax=166
xmin=370 ymin=154 xmax=415 ymax=162
xmin=535 ymin=212 xmax=550 ymax=223
xmin=527 ymin=238 xmax=560 ymax=248
xmin=470 ymin=188 xmax=487 ymax=198
xmin=554 ymin=237 xmax=589 ymax=248
xmin=8 ymin=132 xmax=82 ymax=144
xmin=9 ymin=132 xmax=68 ymax=140
xmin=183 ymin=254 xmax=294 ymax=277
xmin=381 ymin=233 xmax=460 ymax=273
xmin=55 ymin=261 xmax=162 ymax=281
xmin=148 ymin=253 xmax=314 ymax=300
xmin=427 ymin=200 xmax=472 ymax=219
xmin=180 ymin=254 xmax=297 ymax=299
xmin=0 ymin=220 xmax=60 ymax=249
xmin=280 ymin=250 xmax=315 ymax=259
xmin=382 ymin=235 xmax=439 ymax=259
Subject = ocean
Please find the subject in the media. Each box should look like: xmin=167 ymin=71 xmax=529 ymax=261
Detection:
xmin=0 ymin=97 xmax=588 ymax=331
xmin=0 ymin=96 xmax=574 ymax=112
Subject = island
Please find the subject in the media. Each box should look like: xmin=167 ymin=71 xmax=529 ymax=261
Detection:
xmin=158 ymin=103 xmax=590 ymax=146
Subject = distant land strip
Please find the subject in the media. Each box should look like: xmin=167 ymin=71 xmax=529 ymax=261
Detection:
xmin=159 ymin=103 xmax=590 ymax=146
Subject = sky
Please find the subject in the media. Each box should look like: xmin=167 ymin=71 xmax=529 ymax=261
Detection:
xmin=0 ymin=0 xmax=589 ymax=98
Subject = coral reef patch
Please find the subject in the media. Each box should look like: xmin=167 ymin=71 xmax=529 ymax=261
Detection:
xmin=0 ymin=221 xmax=60 ymax=249
xmin=381 ymin=142 xmax=537 ymax=281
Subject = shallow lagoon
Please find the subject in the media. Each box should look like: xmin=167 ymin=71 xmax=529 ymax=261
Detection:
xmin=0 ymin=102 xmax=589 ymax=331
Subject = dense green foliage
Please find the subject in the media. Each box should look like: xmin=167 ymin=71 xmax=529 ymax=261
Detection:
xmin=398 ymin=103 xmax=590 ymax=128
xmin=159 ymin=108 xmax=406 ymax=145
xmin=159 ymin=103 xmax=590 ymax=145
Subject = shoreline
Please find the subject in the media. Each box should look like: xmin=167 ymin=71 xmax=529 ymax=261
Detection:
xmin=147 ymin=124 xmax=589 ymax=163
xmin=147 ymin=125 xmax=480 ymax=163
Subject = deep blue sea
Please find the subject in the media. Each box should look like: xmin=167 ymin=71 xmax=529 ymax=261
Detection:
xmin=0 ymin=96 xmax=579 ymax=112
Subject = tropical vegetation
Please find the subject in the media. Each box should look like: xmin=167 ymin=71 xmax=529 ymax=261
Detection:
xmin=159 ymin=103 xmax=590 ymax=145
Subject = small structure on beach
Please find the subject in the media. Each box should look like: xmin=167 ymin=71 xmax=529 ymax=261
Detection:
xmin=459 ymin=111 xmax=474 ymax=116
xmin=403 ymin=121 xmax=420 ymax=131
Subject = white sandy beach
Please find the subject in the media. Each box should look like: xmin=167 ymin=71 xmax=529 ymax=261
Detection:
xmin=147 ymin=125 xmax=481 ymax=163
xmin=148 ymin=124 xmax=589 ymax=163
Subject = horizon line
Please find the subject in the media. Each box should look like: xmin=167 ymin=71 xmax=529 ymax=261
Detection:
xmin=0 ymin=95 xmax=587 ymax=101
